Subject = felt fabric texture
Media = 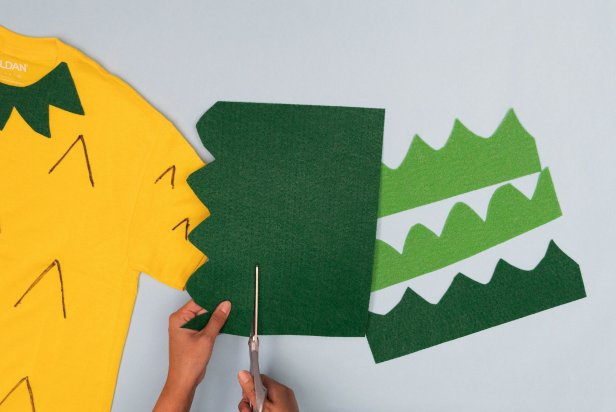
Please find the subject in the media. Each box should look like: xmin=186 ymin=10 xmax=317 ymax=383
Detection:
xmin=0 ymin=26 xmax=208 ymax=412
xmin=378 ymin=110 xmax=541 ymax=217
xmin=366 ymin=241 xmax=586 ymax=363
xmin=372 ymin=168 xmax=561 ymax=291
xmin=0 ymin=62 xmax=84 ymax=137
xmin=183 ymin=102 xmax=384 ymax=336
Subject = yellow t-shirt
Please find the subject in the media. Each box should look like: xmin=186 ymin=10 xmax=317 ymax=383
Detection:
xmin=0 ymin=26 xmax=209 ymax=411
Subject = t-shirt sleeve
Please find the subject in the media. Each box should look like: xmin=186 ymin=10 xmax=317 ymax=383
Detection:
xmin=128 ymin=112 xmax=209 ymax=290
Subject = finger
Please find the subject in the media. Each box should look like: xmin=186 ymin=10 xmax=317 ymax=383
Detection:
xmin=169 ymin=299 xmax=207 ymax=327
xmin=238 ymin=399 xmax=252 ymax=412
xmin=177 ymin=306 xmax=207 ymax=325
xmin=199 ymin=300 xmax=231 ymax=339
xmin=237 ymin=370 xmax=256 ymax=406
xmin=179 ymin=299 xmax=206 ymax=315
xmin=260 ymin=374 xmax=277 ymax=387
xmin=261 ymin=374 xmax=289 ymax=401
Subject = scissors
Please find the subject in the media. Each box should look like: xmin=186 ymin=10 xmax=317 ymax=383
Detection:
xmin=249 ymin=264 xmax=267 ymax=412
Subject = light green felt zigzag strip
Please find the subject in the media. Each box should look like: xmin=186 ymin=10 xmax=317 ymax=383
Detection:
xmin=372 ymin=168 xmax=561 ymax=291
xmin=378 ymin=110 xmax=542 ymax=217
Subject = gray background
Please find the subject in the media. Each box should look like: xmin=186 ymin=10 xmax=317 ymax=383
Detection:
xmin=3 ymin=1 xmax=615 ymax=411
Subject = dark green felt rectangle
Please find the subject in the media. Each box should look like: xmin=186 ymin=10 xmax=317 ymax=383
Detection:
xmin=183 ymin=102 xmax=384 ymax=337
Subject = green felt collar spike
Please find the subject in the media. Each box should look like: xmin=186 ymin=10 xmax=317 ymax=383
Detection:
xmin=183 ymin=102 xmax=384 ymax=337
xmin=372 ymin=167 xmax=562 ymax=291
xmin=378 ymin=109 xmax=542 ymax=217
xmin=0 ymin=62 xmax=84 ymax=137
xmin=366 ymin=240 xmax=586 ymax=363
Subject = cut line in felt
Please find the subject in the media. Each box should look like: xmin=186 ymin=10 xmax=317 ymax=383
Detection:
xmin=0 ymin=62 xmax=84 ymax=138
xmin=366 ymin=240 xmax=586 ymax=363
xmin=378 ymin=109 xmax=542 ymax=217
xmin=372 ymin=167 xmax=562 ymax=291
xmin=182 ymin=102 xmax=384 ymax=337
xmin=14 ymin=259 xmax=66 ymax=319
xmin=0 ymin=376 xmax=35 ymax=411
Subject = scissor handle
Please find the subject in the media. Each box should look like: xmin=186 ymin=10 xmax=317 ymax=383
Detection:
xmin=249 ymin=336 xmax=267 ymax=412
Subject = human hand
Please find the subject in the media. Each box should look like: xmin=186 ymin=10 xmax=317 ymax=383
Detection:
xmin=237 ymin=371 xmax=299 ymax=412
xmin=153 ymin=299 xmax=231 ymax=412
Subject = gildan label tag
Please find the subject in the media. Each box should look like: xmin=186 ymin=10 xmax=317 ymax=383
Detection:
xmin=0 ymin=58 xmax=28 ymax=72
xmin=0 ymin=54 xmax=56 ymax=86
xmin=0 ymin=54 xmax=30 ymax=84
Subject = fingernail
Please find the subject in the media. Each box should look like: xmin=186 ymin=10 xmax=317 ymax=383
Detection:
xmin=219 ymin=300 xmax=231 ymax=314
xmin=239 ymin=370 xmax=251 ymax=383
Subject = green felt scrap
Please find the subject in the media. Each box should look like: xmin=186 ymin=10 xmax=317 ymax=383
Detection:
xmin=0 ymin=62 xmax=84 ymax=137
xmin=367 ymin=240 xmax=586 ymax=363
xmin=372 ymin=168 xmax=562 ymax=291
xmin=183 ymin=102 xmax=384 ymax=336
xmin=378 ymin=110 xmax=542 ymax=217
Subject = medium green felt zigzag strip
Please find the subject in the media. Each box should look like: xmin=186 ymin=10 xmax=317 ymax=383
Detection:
xmin=372 ymin=168 xmax=561 ymax=291
xmin=378 ymin=110 xmax=542 ymax=217
xmin=366 ymin=240 xmax=586 ymax=363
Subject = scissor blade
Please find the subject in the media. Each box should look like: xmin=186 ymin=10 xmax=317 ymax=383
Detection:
xmin=249 ymin=264 xmax=266 ymax=412
xmin=253 ymin=264 xmax=259 ymax=337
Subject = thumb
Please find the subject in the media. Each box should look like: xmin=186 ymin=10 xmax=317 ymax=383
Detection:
xmin=198 ymin=300 xmax=231 ymax=340
xmin=238 ymin=370 xmax=256 ymax=406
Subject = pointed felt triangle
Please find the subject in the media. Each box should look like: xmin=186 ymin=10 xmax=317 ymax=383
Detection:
xmin=0 ymin=62 xmax=84 ymax=137
xmin=15 ymin=97 xmax=51 ymax=137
